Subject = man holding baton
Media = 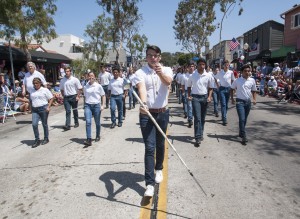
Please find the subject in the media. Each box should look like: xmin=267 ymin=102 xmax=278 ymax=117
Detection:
xmin=132 ymin=45 xmax=173 ymax=197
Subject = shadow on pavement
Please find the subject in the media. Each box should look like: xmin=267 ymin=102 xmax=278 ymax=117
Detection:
xmin=85 ymin=191 xmax=191 ymax=219
xmin=70 ymin=137 xmax=85 ymax=145
xmin=169 ymin=120 xmax=187 ymax=127
xmin=207 ymin=133 xmax=241 ymax=143
xmin=125 ymin=137 xmax=144 ymax=144
xmin=99 ymin=171 xmax=144 ymax=199
xmin=16 ymin=120 xmax=32 ymax=125
xmin=20 ymin=139 xmax=35 ymax=146
xmin=168 ymin=135 xmax=194 ymax=144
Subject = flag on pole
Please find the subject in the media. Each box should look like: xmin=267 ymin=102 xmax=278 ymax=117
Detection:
xmin=229 ymin=38 xmax=240 ymax=51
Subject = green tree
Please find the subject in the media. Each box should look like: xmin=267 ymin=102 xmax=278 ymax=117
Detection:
xmin=177 ymin=53 xmax=194 ymax=66
xmin=0 ymin=0 xmax=57 ymax=61
xmin=173 ymin=0 xmax=216 ymax=55
xmin=97 ymin=0 xmax=142 ymax=64
xmin=84 ymin=14 xmax=113 ymax=63
xmin=126 ymin=32 xmax=148 ymax=65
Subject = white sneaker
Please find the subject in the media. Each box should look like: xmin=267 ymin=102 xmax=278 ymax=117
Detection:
xmin=144 ymin=185 xmax=154 ymax=197
xmin=155 ymin=170 xmax=163 ymax=184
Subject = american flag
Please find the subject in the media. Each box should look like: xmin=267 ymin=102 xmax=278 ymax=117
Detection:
xmin=229 ymin=38 xmax=240 ymax=51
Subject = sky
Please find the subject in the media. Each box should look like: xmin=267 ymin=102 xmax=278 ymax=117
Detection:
xmin=54 ymin=0 xmax=300 ymax=53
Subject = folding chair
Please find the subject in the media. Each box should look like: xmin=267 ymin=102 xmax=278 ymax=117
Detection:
xmin=1 ymin=92 xmax=17 ymax=123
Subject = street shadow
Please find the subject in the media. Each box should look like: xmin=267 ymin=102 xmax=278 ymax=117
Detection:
xmin=101 ymin=123 xmax=112 ymax=128
xmin=99 ymin=171 xmax=144 ymax=200
xmin=78 ymin=116 xmax=85 ymax=121
xmin=205 ymin=119 xmax=222 ymax=124
xmin=247 ymin=121 xmax=300 ymax=156
xmin=207 ymin=133 xmax=241 ymax=143
xmin=125 ymin=137 xmax=144 ymax=144
xmin=169 ymin=120 xmax=187 ymax=127
xmin=20 ymin=139 xmax=35 ymax=146
xmin=49 ymin=125 xmax=65 ymax=130
xmin=102 ymin=116 xmax=111 ymax=121
xmin=69 ymin=137 xmax=85 ymax=145
xmin=168 ymin=135 xmax=194 ymax=144
xmin=256 ymin=101 xmax=300 ymax=115
xmin=16 ymin=120 xmax=32 ymax=125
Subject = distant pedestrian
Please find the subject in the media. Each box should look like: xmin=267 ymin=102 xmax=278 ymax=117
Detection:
xmin=98 ymin=64 xmax=112 ymax=109
xmin=132 ymin=45 xmax=173 ymax=197
xmin=231 ymin=64 xmax=256 ymax=145
xmin=108 ymin=67 xmax=124 ymax=128
xmin=60 ymin=67 xmax=82 ymax=130
xmin=187 ymin=58 xmax=214 ymax=147
xmin=83 ymin=72 xmax=105 ymax=147
xmin=30 ymin=77 xmax=54 ymax=148
xmin=215 ymin=60 xmax=235 ymax=126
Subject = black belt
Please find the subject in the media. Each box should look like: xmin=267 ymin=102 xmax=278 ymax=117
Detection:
xmin=111 ymin=94 xmax=123 ymax=97
xmin=191 ymin=94 xmax=206 ymax=98
xmin=64 ymin=94 xmax=76 ymax=97
xmin=236 ymin=98 xmax=251 ymax=102
xmin=148 ymin=107 xmax=167 ymax=113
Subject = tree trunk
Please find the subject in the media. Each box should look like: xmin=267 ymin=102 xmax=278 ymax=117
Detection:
xmin=21 ymin=34 xmax=31 ymax=62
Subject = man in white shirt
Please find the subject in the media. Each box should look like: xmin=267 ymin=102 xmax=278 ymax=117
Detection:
xmin=176 ymin=69 xmax=183 ymax=104
xmin=187 ymin=58 xmax=214 ymax=147
xmin=108 ymin=66 xmax=125 ymax=128
xmin=215 ymin=60 xmax=235 ymax=126
xmin=98 ymin=64 xmax=112 ymax=109
xmin=59 ymin=67 xmax=83 ymax=130
xmin=132 ymin=45 xmax=173 ymax=197
xmin=181 ymin=63 xmax=195 ymax=127
xmin=231 ymin=64 xmax=256 ymax=145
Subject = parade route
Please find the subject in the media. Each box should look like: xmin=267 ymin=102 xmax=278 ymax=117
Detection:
xmin=0 ymin=93 xmax=299 ymax=219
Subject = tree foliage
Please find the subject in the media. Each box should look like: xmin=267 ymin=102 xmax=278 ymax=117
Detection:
xmin=174 ymin=0 xmax=243 ymax=55
xmin=97 ymin=0 xmax=142 ymax=64
xmin=177 ymin=53 xmax=195 ymax=66
xmin=0 ymin=0 xmax=57 ymax=61
xmin=84 ymin=14 xmax=113 ymax=63
xmin=173 ymin=0 xmax=216 ymax=55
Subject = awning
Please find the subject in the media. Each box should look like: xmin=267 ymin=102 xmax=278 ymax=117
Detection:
xmin=271 ymin=46 xmax=295 ymax=58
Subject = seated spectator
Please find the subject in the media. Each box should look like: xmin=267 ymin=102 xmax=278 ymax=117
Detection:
xmin=12 ymin=80 xmax=22 ymax=95
xmin=267 ymin=76 xmax=277 ymax=96
xmin=290 ymin=80 xmax=300 ymax=102
xmin=278 ymin=79 xmax=292 ymax=102
xmin=14 ymin=91 xmax=30 ymax=114
xmin=54 ymin=82 xmax=60 ymax=92
xmin=47 ymin=82 xmax=63 ymax=106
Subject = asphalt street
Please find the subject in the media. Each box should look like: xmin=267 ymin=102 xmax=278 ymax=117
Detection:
xmin=0 ymin=93 xmax=299 ymax=219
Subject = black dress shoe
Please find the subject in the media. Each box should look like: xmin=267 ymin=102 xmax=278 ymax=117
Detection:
xmin=184 ymin=114 xmax=187 ymax=118
xmin=84 ymin=138 xmax=92 ymax=146
xmin=215 ymin=113 xmax=219 ymax=117
xmin=128 ymin=107 xmax=132 ymax=110
xmin=63 ymin=126 xmax=71 ymax=130
xmin=242 ymin=137 xmax=248 ymax=145
xmin=118 ymin=123 xmax=122 ymax=127
xmin=222 ymin=121 xmax=227 ymax=126
xmin=188 ymin=121 xmax=193 ymax=128
xmin=95 ymin=136 xmax=100 ymax=142
xmin=32 ymin=139 xmax=41 ymax=148
xmin=200 ymin=136 xmax=204 ymax=141
xmin=194 ymin=139 xmax=200 ymax=147
xmin=74 ymin=123 xmax=79 ymax=128
xmin=41 ymin=138 xmax=49 ymax=145
xmin=110 ymin=123 xmax=116 ymax=129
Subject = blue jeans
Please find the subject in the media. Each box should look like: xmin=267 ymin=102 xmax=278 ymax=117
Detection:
xmin=84 ymin=103 xmax=101 ymax=139
xmin=183 ymin=91 xmax=193 ymax=121
xmin=110 ymin=94 xmax=123 ymax=124
xmin=102 ymin=85 xmax=109 ymax=108
xmin=63 ymin=95 xmax=79 ymax=126
xmin=219 ymin=86 xmax=231 ymax=122
xmin=32 ymin=104 xmax=49 ymax=140
xmin=191 ymin=94 xmax=208 ymax=140
xmin=212 ymin=88 xmax=220 ymax=114
xmin=236 ymin=99 xmax=251 ymax=137
xmin=178 ymin=89 xmax=182 ymax=104
xmin=140 ymin=110 xmax=169 ymax=186
xmin=128 ymin=87 xmax=136 ymax=108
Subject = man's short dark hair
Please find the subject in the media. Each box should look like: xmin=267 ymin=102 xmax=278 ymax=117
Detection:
xmin=241 ymin=64 xmax=251 ymax=72
xmin=112 ymin=66 xmax=120 ymax=72
xmin=197 ymin=58 xmax=207 ymax=66
xmin=146 ymin=45 xmax=161 ymax=54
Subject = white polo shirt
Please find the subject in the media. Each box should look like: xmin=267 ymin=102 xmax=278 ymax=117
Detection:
xmin=30 ymin=87 xmax=53 ymax=107
xmin=133 ymin=64 xmax=173 ymax=108
xmin=176 ymin=72 xmax=182 ymax=84
xmin=187 ymin=70 xmax=214 ymax=95
xmin=231 ymin=77 xmax=256 ymax=100
xmin=23 ymin=70 xmax=47 ymax=94
xmin=215 ymin=69 xmax=235 ymax=87
xmin=98 ymin=71 xmax=111 ymax=86
xmin=59 ymin=76 xmax=82 ymax=96
xmin=180 ymin=73 xmax=192 ymax=90
xmin=108 ymin=77 xmax=124 ymax=95
xmin=84 ymin=82 xmax=105 ymax=104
